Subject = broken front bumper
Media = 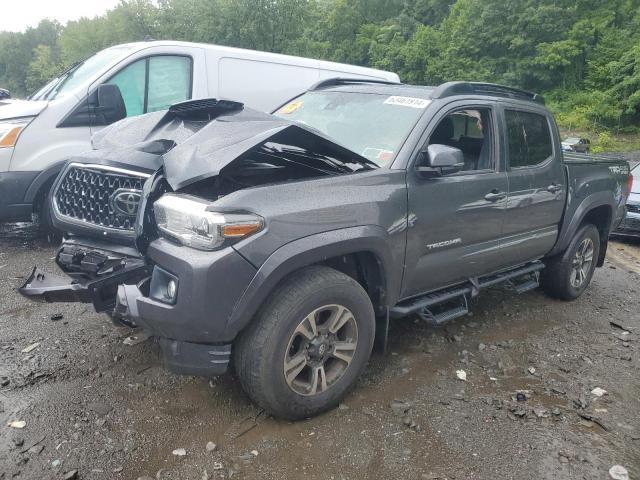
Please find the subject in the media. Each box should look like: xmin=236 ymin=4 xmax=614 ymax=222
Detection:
xmin=18 ymin=237 xmax=244 ymax=377
xmin=19 ymin=240 xmax=150 ymax=313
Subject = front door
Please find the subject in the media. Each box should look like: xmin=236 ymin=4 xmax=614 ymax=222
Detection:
xmin=499 ymin=106 xmax=566 ymax=266
xmin=402 ymin=101 xmax=508 ymax=298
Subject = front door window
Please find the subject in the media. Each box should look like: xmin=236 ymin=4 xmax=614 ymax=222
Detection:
xmin=106 ymin=55 xmax=192 ymax=118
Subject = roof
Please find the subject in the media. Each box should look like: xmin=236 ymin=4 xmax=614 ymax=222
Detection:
xmin=312 ymin=78 xmax=544 ymax=105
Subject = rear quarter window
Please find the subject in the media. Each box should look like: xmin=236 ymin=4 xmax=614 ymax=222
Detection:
xmin=505 ymin=110 xmax=553 ymax=168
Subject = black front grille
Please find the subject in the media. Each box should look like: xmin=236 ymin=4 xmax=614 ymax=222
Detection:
xmin=54 ymin=165 xmax=146 ymax=232
xmin=627 ymin=204 xmax=640 ymax=214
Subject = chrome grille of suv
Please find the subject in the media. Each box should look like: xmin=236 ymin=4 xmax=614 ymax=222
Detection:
xmin=627 ymin=204 xmax=640 ymax=214
xmin=54 ymin=164 xmax=149 ymax=232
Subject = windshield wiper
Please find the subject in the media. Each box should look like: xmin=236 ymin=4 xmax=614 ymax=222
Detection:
xmin=40 ymin=61 xmax=83 ymax=100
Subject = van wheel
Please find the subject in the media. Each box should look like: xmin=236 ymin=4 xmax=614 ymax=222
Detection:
xmin=541 ymin=224 xmax=600 ymax=300
xmin=234 ymin=266 xmax=375 ymax=420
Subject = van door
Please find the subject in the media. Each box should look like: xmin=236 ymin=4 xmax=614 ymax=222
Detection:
xmin=402 ymin=101 xmax=508 ymax=298
xmin=499 ymin=106 xmax=566 ymax=265
xmin=90 ymin=47 xmax=207 ymax=135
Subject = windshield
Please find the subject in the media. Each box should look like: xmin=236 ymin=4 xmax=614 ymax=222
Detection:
xmin=275 ymin=91 xmax=429 ymax=167
xmin=35 ymin=46 xmax=135 ymax=101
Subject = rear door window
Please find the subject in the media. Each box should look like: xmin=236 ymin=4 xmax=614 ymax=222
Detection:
xmin=505 ymin=110 xmax=553 ymax=168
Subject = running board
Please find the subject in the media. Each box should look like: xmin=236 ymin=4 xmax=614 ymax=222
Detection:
xmin=390 ymin=261 xmax=544 ymax=321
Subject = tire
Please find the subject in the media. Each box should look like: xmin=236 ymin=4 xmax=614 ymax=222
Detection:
xmin=541 ymin=224 xmax=600 ymax=300
xmin=234 ymin=265 xmax=376 ymax=420
xmin=35 ymin=185 xmax=62 ymax=241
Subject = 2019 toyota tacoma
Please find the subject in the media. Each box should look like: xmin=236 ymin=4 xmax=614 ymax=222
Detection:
xmin=20 ymin=80 xmax=632 ymax=419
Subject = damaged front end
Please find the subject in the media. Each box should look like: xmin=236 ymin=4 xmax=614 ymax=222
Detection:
xmin=19 ymin=98 xmax=376 ymax=326
xmin=20 ymin=239 xmax=150 ymax=325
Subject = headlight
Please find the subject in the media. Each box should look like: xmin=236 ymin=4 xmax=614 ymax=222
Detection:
xmin=0 ymin=117 xmax=33 ymax=148
xmin=154 ymin=194 xmax=264 ymax=251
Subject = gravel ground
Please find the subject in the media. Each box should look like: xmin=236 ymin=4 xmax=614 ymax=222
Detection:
xmin=1 ymin=222 xmax=639 ymax=480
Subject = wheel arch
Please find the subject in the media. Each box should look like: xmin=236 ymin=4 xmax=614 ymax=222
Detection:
xmin=225 ymin=226 xmax=400 ymax=340
xmin=549 ymin=191 xmax=615 ymax=267
xmin=24 ymin=160 xmax=68 ymax=212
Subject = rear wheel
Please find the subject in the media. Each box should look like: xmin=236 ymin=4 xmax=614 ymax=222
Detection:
xmin=541 ymin=224 xmax=600 ymax=300
xmin=234 ymin=266 xmax=375 ymax=420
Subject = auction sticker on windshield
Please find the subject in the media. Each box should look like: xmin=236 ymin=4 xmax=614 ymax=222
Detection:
xmin=278 ymin=100 xmax=304 ymax=114
xmin=384 ymin=96 xmax=431 ymax=109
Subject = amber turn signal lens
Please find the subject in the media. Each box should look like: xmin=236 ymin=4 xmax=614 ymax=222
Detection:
xmin=0 ymin=126 xmax=22 ymax=147
xmin=222 ymin=223 xmax=262 ymax=237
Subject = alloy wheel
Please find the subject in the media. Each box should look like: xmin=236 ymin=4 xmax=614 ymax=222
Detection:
xmin=283 ymin=304 xmax=358 ymax=396
xmin=570 ymin=238 xmax=594 ymax=288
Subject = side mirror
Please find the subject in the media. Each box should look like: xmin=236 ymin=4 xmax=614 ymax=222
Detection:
xmin=416 ymin=144 xmax=464 ymax=177
xmin=95 ymin=84 xmax=126 ymax=124
xmin=0 ymin=88 xmax=10 ymax=100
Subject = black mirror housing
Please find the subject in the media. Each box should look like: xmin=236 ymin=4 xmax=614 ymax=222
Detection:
xmin=96 ymin=84 xmax=127 ymax=125
xmin=57 ymin=84 xmax=127 ymax=128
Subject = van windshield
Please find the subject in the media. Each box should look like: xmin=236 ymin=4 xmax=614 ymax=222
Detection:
xmin=275 ymin=91 xmax=429 ymax=167
xmin=33 ymin=46 xmax=135 ymax=101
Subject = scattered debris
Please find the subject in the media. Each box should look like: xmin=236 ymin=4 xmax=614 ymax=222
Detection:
xmin=50 ymin=313 xmax=64 ymax=321
xmin=609 ymin=465 xmax=629 ymax=480
xmin=172 ymin=448 xmax=187 ymax=456
xmin=533 ymin=406 xmax=549 ymax=418
xmin=251 ymin=450 xmax=259 ymax=456
xmin=516 ymin=392 xmax=527 ymax=402
xmin=390 ymin=400 xmax=411 ymax=415
xmin=0 ymin=376 xmax=9 ymax=387
xmin=63 ymin=470 xmax=79 ymax=480
xmin=456 ymin=370 xmax=467 ymax=381
xmin=206 ymin=442 xmax=217 ymax=452
xmin=123 ymin=331 xmax=152 ymax=346
xmin=610 ymin=321 xmax=632 ymax=333
xmin=8 ymin=420 xmax=26 ymax=429
xmin=577 ymin=413 xmax=609 ymax=431
xmin=212 ymin=463 xmax=224 ymax=470
xmin=21 ymin=342 xmax=40 ymax=354
xmin=20 ymin=435 xmax=46 ymax=454
xmin=52 ymin=459 xmax=61 ymax=468
xmin=591 ymin=387 xmax=607 ymax=397
xmin=527 ymin=366 xmax=536 ymax=375
xmin=478 ymin=343 xmax=486 ymax=351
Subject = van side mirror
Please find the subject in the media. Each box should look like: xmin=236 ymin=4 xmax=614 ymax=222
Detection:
xmin=57 ymin=84 xmax=127 ymax=128
xmin=0 ymin=88 xmax=10 ymax=100
xmin=416 ymin=144 xmax=464 ymax=177
xmin=95 ymin=84 xmax=126 ymax=124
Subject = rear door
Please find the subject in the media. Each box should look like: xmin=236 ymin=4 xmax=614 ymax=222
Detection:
xmin=499 ymin=105 xmax=566 ymax=265
xmin=402 ymin=100 xmax=509 ymax=298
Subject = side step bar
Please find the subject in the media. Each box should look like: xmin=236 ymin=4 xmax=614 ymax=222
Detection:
xmin=390 ymin=261 xmax=544 ymax=323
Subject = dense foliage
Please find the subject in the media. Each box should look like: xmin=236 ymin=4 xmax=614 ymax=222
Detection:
xmin=1 ymin=0 xmax=639 ymax=134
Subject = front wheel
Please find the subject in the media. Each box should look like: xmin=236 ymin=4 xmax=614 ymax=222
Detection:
xmin=541 ymin=224 xmax=600 ymax=300
xmin=234 ymin=266 xmax=375 ymax=420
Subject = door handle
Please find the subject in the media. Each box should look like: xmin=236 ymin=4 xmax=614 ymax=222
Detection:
xmin=484 ymin=190 xmax=506 ymax=202
xmin=547 ymin=183 xmax=562 ymax=193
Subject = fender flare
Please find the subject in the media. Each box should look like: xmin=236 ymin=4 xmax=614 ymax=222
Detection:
xmin=224 ymin=225 xmax=401 ymax=339
xmin=549 ymin=191 xmax=615 ymax=258
xmin=23 ymin=159 xmax=68 ymax=205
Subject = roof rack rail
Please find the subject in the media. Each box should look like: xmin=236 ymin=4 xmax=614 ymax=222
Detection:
xmin=309 ymin=77 xmax=401 ymax=91
xmin=431 ymin=81 xmax=545 ymax=104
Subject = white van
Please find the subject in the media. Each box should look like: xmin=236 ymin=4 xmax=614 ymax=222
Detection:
xmin=0 ymin=40 xmax=399 ymax=225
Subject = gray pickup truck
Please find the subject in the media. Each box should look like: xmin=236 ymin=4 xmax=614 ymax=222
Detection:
xmin=20 ymin=80 xmax=632 ymax=419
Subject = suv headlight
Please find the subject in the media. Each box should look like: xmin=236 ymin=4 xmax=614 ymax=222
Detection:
xmin=0 ymin=117 xmax=34 ymax=148
xmin=154 ymin=194 xmax=264 ymax=251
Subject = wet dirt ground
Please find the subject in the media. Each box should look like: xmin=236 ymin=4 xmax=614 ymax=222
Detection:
xmin=1 ymin=222 xmax=639 ymax=480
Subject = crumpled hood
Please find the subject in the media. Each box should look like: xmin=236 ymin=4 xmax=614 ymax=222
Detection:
xmin=91 ymin=104 xmax=373 ymax=191
xmin=0 ymin=98 xmax=48 ymax=119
